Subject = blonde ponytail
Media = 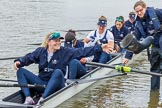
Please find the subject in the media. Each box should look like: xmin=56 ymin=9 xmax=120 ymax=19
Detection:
xmin=41 ymin=32 xmax=53 ymax=48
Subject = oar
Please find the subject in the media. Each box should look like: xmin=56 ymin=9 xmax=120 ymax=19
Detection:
xmin=86 ymin=62 xmax=162 ymax=77
xmin=27 ymin=29 xmax=115 ymax=46
xmin=0 ymin=79 xmax=17 ymax=82
xmin=27 ymin=43 xmax=41 ymax=45
xmin=27 ymin=40 xmax=68 ymax=45
xmin=147 ymin=47 xmax=151 ymax=61
xmin=0 ymin=57 xmax=20 ymax=60
xmin=0 ymin=102 xmax=36 ymax=108
xmin=27 ymin=39 xmax=84 ymax=46
xmin=56 ymin=29 xmax=93 ymax=32
xmin=0 ymin=83 xmax=46 ymax=88
xmin=0 ymin=53 xmax=120 ymax=61
xmin=66 ymin=73 xmax=126 ymax=84
xmin=27 ymin=38 xmax=121 ymax=46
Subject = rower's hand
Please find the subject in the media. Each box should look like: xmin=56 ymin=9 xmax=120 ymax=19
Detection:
xmin=114 ymin=44 xmax=120 ymax=53
xmin=102 ymin=44 xmax=114 ymax=53
xmin=14 ymin=61 xmax=20 ymax=70
xmin=80 ymin=58 xmax=87 ymax=64
xmin=122 ymin=58 xmax=129 ymax=65
xmin=148 ymin=30 xmax=155 ymax=35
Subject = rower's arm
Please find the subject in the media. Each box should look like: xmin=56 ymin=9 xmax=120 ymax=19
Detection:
xmin=107 ymin=40 xmax=114 ymax=49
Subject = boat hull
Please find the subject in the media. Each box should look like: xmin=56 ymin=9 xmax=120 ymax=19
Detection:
xmin=2 ymin=53 xmax=123 ymax=108
xmin=41 ymin=54 xmax=123 ymax=108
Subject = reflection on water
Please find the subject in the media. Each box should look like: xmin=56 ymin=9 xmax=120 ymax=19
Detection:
xmin=0 ymin=0 xmax=162 ymax=107
xmin=58 ymin=52 xmax=162 ymax=108
xmin=148 ymin=90 xmax=162 ymax=108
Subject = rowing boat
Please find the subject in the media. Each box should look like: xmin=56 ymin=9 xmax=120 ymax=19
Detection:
xmin=1 ymin=54 xmax=123 ymax=108
xmin=1 ymin=53 xmax=123 ymax=108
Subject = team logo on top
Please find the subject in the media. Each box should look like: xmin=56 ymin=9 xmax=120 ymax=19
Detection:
xmin=66 ymin=42 xmax=71 ymax=44
xmin=102 ymin=39 xmax=106 ymax=42
xmin=120 ymin=34 xmax=124 ymax=38
xmin=142 ymin=22 xmax=146 ymax=26
xmin=149 ymin=21 xmax=153 ymax=24
xmin=89 ymin=36 xmax=95 ymax=42
xmin=52 ymin=59 xmax=57 ymax=64
xmin=128 ymin=27 xmax=131 ymax=30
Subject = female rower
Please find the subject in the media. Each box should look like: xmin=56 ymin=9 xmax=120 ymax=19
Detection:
xmin=14 ymin=32 xmax=111 ymax=105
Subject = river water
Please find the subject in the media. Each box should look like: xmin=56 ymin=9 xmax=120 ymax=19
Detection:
xmin=0 ymin=0 xmax=162 ymax=108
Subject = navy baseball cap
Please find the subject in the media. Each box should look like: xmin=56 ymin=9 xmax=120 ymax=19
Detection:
xmin=97 ymin=19 xmax=107 ymax=26
xmin=129 ymin=13 xmax=136 ymax=19
xmin=97 ymin=16 xmax=107 ymax=26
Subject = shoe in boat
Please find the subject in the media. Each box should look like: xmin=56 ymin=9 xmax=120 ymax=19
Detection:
xmin=36 ymin=97 xmax=44 ymax=107
xmin=23 ymin=96 xmax=35 ymax=105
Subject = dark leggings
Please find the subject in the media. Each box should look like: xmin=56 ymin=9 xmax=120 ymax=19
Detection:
xmin=68 ymin=59 xmax=87 ymax=79
xmin=159 ymin=34 xmax=162 ymax=50
xmin=150 ymin=47 xmax=162 ymax=90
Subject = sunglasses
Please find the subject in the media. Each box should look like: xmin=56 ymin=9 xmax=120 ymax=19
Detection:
xmin=116 ymin=17 xmax=124 ymax=22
